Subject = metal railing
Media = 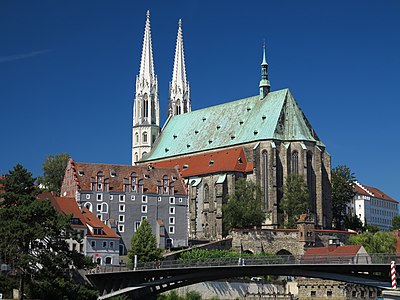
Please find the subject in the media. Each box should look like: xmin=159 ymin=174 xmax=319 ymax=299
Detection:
xmin=89 ymin=253 xmax=398 ymax=274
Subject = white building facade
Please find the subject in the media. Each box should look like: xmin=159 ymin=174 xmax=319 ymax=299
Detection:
xmin=352 ymin=181 xmax=398 ymax=231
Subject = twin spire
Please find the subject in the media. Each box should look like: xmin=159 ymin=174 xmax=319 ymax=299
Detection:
xmin=137 ymin=10 xmax=190 ymax=121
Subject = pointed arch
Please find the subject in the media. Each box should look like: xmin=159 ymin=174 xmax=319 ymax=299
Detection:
xmin=291 ymin=151 xmax=299 ymax=175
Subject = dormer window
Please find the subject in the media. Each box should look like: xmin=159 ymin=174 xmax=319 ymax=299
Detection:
xmin=93 ymin=228 xmax=103 ymax=235
xmin=97 ymin=172 xmax=103 ymax=191
xmin=163 ymin=175 xmax=169 ymax=194
xmin=131 ymin=172 xmax=137 ymax=192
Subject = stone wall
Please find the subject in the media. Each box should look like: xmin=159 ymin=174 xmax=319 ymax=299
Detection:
xmin=230 ymin=228 xmax=355 ymax=257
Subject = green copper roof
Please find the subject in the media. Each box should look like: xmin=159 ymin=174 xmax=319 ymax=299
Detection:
xmin=144 ymin=88 xmax=324 ymax=161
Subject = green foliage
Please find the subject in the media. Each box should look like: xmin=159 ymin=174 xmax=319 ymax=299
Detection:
xmin=347 ymin=231 xmax=396 ymax=253
xmin=331 ymin=165 xmax=356 ymax=229
xmin=37 ymin=153 xmax=69 ymax=196
xmin=222 ymin=179 xmax=265 ymax=232
xmin=392 ymin=216 xmax=400 ymax=230
xmin=344 ymin=214 xmax=364 ymax=231
xmin=0 ymin=164 xmax=96 ymax=299
xmin=128 ymin=219 xmax=162 ymax=263
xmin=280 ymin=174 xmax=309 ymax=228
xmin=178 ymin=248 xmax=275 ymax=262
xmin=365 ymin=224 xmax=380 ymax=233
xmin=157 ymin=291 xmax=203 ymax=300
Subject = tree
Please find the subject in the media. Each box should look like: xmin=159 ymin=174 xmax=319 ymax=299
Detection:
xmin=37 ymin=153 xmax=69 ymax=196
xmin=347 ymin=231 xmax=396 ymax=253
xmin=344 ymin=214 xmax=364 ymax=232
xmin=331 ymin=165 xmax=356 ymax=230
xmin=392 ymin=216 xmax=400 ymax=230
xmin=222 ymin=179 xmax=265 ymax=232
xmin=280 ymin=174 xmax=309 ymax=228
xmin=0 ymin=164 xmax=96 ymax=300
xmin=365 ymin=224 xmax=380 ymax=233
xmin=128 ymin=219 xmax=162 ymax=263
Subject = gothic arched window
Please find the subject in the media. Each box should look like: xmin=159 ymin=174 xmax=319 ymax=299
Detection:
xmin=143 ymin=132 xmax=148 ymax=143
xmin=204 ymin=184 xmax=209 ymax=203
xmin=143 ymin=94 xmax=149 ymax=118
xmin=291 ymin=151 xmax=299 ymax=175
xmin=262 ymin=151 xmax=268 ymax=211
xmin=135 ymin=153 xmax=139 ymax=162
xmin=307 ymin=151 xmax=315 ymax=211
xmin=135 ymin=132 xmax=139 ymax=143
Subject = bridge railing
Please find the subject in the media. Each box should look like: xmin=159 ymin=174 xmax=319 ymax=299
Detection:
xmin=91 ymin=253 xmax=398 ymax=274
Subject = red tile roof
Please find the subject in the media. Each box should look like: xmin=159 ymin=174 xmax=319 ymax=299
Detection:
xmin=355 ymin=182 xmax=397 ymax=203
xmin=70 ymin=160 xmax=187 ymax=195
xmin=149 ymin=146 xmax=253 ymax=177
xmin=40 ymin=194 xmax=119 ymax=239
xmin=304 ymin=245 xmax=362 ymax=256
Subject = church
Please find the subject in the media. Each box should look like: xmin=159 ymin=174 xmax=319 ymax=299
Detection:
xmin=132 ymin=11 xmax=332 ymax=241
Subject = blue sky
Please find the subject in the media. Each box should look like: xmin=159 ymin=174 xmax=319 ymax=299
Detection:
xmin=1 ymin=1 xmax=399 ymax=200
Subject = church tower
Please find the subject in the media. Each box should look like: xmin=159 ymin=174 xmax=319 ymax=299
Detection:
xmin=259 ymin=44 xmax=271 ymax=100
xmin=168 ymin=19 xmax=191 ymax=117
xmin=132 ymin=10 xmax=160 ymax=165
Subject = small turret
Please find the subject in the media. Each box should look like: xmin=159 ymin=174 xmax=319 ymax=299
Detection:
xmin=259 ymin=43 xmax=271 ymax=100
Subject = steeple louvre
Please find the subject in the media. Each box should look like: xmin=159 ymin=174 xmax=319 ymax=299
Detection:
xmin=259 ymin=44 xmax=271 ymax=99
xmin=168 ymin=19 xmax=191 ymax=117
xmin=132 ymin=10 xmax=160 ymax=165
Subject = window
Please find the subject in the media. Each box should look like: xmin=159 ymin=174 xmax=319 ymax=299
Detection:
xmin=169 ymin=197 xmax=175 ymax=204
xmin=262 ymin=151 xmax=268 ymax=211
xmin=119 ymin=215 xmax=125 ymax=223
xmin=204 ymin=184 xmax=209 ymax=203
xmin=163 ymin=175 xmax=169 ymax=194
xmin=119 ymin=204 xmax=125 ymax=212
xmin=91 ymin=241 xmax=96 ymax=248
xmin=102 ymin=241 xmax=107 ymax=248
xmin=97 ymin=171 xmax=103 ymax=191
xmin=110 ymin=241 xmax=114 ymax=249
xmin=142 ymin=195 xmax=148 ymax=203
xmin=141 ymin=216 xmax=147 ymax=221
xmin=143 ymin=132 xmax=148 ymax=143
xmin=131 ymin=172 xmax=137 ymax=192
xmin=352 ymin=291 xmax=357 ymax=298
xmin=169 ymin=226 xmax=175 ymax=234
xmin=158 ymin=196 xmax=162 ymax=202
xmin=101 ymin=203 xmax=108 ymax=213
xmin=166 ymin=238 xmax=173 ymax=248
xmin=179 ymin=197 xmax=183 ymax=203
xmin=84 ymin=202 xmax=93 ymax=212
xmin=169 ymin=217 xmax=175 ymax=224
xmin=141 ymin=205 xmax=147 ymax=213
xmin=143 ymin=94 xmax=149 ymax=118
xmin=169 ymin=207 xmax=175 ymax=215
xmin=131 ymin=195 xmax=136 ymax=201
xmin=135 ymin=221 xmax=141 ymax=232
xmin=119 ymin=195 xmax=125 ymax=202
xmin=118 ymin=224 xmax=125 ymax=233
xmin=86 ymin=194 xmax=91 ymax=200
xmin=291 ymin=151 xmax=299 ymax=174
xmin=93 ymin=228 xmax=102 ymax=235
xmin=109 ymin=195 xmax=114 ymax=201
xmin=97 ymin=214 xmax=102 ymax=221
xmin=327 ymin=291 xmax=332 ymax=297
xmin=311 ymin=291 xmax=316 ymax=297
xmin=135 ymin=132 xmax=139 ymax=143
xmin=105 ymin=257 xmax=112 ymax=265
xmin=138 ymin=179 xmax=144 ymax=193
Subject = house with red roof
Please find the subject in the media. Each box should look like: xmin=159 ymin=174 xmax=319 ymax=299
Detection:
xmin=60 ymin=158 xmax=188 ymax=255
xmin=350 ymin=181 xmax=398 ymax=231
xmin=303 ymin=239 xmax=370 ymax=264
xmin=39 ymin=194 xmax=120 ymax=266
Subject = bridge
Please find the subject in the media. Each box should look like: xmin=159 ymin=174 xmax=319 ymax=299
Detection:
xmin=86 ymin=254 xmax=396 ymax=299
